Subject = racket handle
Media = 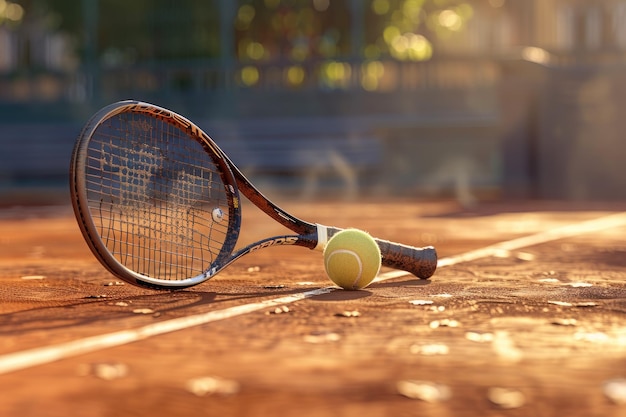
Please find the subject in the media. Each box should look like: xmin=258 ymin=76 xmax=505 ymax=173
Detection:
xmin=316 ymin=225 xmax=437 ymax=279
xmin=376 ymin=239 xmax=438 ymax=279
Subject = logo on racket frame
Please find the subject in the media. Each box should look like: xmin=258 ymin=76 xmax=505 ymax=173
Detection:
xmin=249 ymin=237 xmax=299 ymax=253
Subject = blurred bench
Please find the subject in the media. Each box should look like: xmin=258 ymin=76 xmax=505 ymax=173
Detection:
xmin=204 ymin=117 xmax=383 ymax=198
xmin=0 ymin=124 xmax=79 ymax=184
xmin=0 ymin=118 xmax=382 ymax=199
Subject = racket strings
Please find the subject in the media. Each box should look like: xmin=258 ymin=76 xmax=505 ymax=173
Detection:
xmin=83 ymin=112 xmax=230 ymax=280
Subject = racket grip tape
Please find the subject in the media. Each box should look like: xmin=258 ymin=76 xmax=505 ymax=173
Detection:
xmin=376 ymin=240 xmax=438 ymax=279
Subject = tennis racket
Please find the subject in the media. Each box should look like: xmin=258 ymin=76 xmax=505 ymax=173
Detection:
xmin=70 ymin=100 xmax=437 ymax=290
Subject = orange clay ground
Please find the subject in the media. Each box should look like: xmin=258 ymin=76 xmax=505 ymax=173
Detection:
xmin=0 ymin=199 xmax=625 ymax=417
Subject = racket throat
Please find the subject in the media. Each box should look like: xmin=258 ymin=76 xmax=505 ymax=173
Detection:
xmin=314 ymin=224 xmax=342 ymax=252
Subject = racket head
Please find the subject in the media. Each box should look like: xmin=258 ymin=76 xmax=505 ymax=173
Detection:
xmin=70 ymin=101 xmax=241 ymax=289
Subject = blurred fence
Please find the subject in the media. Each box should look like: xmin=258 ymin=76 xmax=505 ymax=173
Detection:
xmin=0 ymin=55 xmax=502 ymax=202
xmin=4 ymin=52 xmax=626 ymax=202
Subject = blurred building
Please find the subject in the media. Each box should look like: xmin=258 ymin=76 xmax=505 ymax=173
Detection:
xmin=1 ymin=0 xmax=626 ymax=201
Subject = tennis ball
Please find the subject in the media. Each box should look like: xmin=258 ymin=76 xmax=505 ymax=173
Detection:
xmin=323 ymin=229 xmax=381 ymax=290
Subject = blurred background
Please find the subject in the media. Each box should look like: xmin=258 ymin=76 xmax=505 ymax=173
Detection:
xmin=1 ymin=0 xmax=626 ymax=205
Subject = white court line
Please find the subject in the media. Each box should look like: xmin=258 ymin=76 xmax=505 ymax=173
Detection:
xmin=1 ymin=211 xmax=625 ymax=375
xmin=375 ymin=211 xmax=626 ymax=282
xmin=0 ymin=288 xmax=334 ymax=375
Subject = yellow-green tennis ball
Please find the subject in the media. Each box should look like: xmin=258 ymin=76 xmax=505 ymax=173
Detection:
xmin=323 ymin=229 xmax=382 ymax=290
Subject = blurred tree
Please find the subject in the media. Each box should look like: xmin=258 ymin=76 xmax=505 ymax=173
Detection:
xmin=27 ymin=0 xmax=482 ymax=68
xmin=364 ymin=0 xmax=477 ymax=60
xmin=0 ymin=0 xmax=26 ymax=28
xmin=44 ymin=0 xmax=221 ymax=66
xmin=234 ymin=0 xmax=351 ymax=63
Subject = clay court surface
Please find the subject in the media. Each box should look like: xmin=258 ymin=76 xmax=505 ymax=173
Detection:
xmin=1 ymin=198 xmax=625 ymax=416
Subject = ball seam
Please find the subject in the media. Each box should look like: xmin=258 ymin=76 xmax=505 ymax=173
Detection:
xmin=324 ymin=249 xmax=363 ymax=289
